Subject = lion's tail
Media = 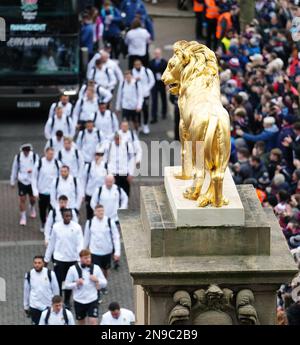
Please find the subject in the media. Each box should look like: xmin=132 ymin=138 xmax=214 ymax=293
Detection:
xmin=204 ymin=114 xmax=219 ymax=171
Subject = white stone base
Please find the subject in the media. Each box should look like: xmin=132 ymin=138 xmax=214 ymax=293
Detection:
xmin=164 ymin=166 xmax=245 ymax=227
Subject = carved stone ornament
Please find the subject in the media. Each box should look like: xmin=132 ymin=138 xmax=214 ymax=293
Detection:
xmin=168 ymin=284 xmax=259 ymax=325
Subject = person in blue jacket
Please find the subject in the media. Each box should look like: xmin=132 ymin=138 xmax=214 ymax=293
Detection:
xmin=101 ymin=1 xmax=123 ymax=59
xmin=120 ymin=0 xmax=148 ymax=28
xmin=80 ymin=13 xmax=94 ymax=59
xmin=236 ymin=116 xmax=279 ymax=152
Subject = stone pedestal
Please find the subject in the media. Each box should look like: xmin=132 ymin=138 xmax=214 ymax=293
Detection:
xmin=164 ymin=166 xmax=245 ymax=227
xmin=119 ymin=182 xmax=297 ymax=325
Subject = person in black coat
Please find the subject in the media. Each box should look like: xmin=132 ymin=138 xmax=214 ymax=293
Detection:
xmin=149 ymin=48 xmax=168 ymax=124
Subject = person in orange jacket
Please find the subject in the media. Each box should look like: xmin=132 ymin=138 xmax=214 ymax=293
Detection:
xmin=204 ymin=0 xmax=219 ymax=50
xmin=216 ymin=8 xmax=234 ymax=41
xmin=193 ymin=0 xmax=205 ymax=40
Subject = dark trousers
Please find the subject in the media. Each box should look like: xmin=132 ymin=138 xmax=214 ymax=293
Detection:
xmin=103 ymin=35 xmax=121 ymax=60
xmin=128 ymin=54 xmax=147 ymax=69
xmin=114 ymin=174 xmax=130 ymax=196
xmin=54 ymin=260 xmax=77 ymax=305
xmin=85 ymin=195 xmax=94 ymax=220
xmin=206 ymin=18 xmax=218 ymax=50
xmin=195 ymin=12 xmax=204 ymax=40
xmin=151 ymin=82 xmax=167 ymax=121
xmin=142 ymin=96 xmax=150 ymax=125
xmin=38 ymin=194 xmax=51 ymax=225
xmin=29 ymin=307 xmax=43 ymax=325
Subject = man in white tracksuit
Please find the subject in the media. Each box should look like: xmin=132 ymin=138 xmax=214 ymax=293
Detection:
xmin=56 ymin=137 xmax=84 ymax=178
xmin=10 ymin=143 xmax=39 ymax=226
xmin=84 ymin=204 xmax=120 ymax=282
xmin=44 ymin=106 xmax=75 ymax=140
xmin=31 ymin=147 xmax=60 ymax=232
xmin=115 ymin=70 xmax=143 ymax=131
xmin=44 ymin=209 xmax=84 ymax=309
xmin=76 ymin=120 xmax=105 ymax=164
xmin=65 ymin=249 xmax=107 ymax=325
xmin=50 ymin=165 xmax=84 ymax=211
xmin=93 ymin=101 xmax=119 ymax=141
xmin=24 ymin=255 xmax=59 ymax=325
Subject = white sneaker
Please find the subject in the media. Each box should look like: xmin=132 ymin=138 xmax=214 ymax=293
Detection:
xmin=152 ymin=0 xmax=158 ymax=3
xmin=143 ymin=124 xmax=150 ymax=134
xmin=29 ymin=207 xmax=36 ymax=219
xmin=20 ymin=217 xmax=26 ymax=226
xmin=40 ymin=227 xmax=44 ymax=233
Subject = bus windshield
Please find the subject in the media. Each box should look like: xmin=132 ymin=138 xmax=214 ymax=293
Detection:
xmin=0 ymin=0 xmax=79 ymax=77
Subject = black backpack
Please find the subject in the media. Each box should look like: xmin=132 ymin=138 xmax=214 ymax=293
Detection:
xmin=75 ymin=262 xmax=94 ymax=279
xmin=88 ymin=217 xmax=114 ymax=253
xmin=26 ymin=268 xmax=52 ymax=285
xmin=55 ymin=176 xmax=78 ymax=200
xmin=17 ymin=152 xmax=37 ymax=172
xmin=97 ymin=186 xmax=122 ymax=208
xmin=44 ymin=306 xmax=69 ymax=325
xmin=37 ymin=158 xmax=60 ymax=180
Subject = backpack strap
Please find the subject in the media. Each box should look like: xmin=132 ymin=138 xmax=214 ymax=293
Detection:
xmin=52 ymin=209 xmax=56 ymax=224
xmin=89 ymin=263 xmax=94 ymax=275
xmin=49 ymin=138 xmax=53 ymax=148
xmin=110 ymin=110 xmax=115 ymax=132
xmin=58 ymin=151 xmax=62 ymax=161
xmin=80 ymin=130 xmax=85 ymax=145
xmin=50 ymin=117 xmax=55 ymax=132
xmin=93 ymin=111 xmax=98 ymax=123
xmin=37 ymin=157 xmax=42 ymax=172
xmin=75 ymin=149 xmax=80 ymax=171
xmin=75 ymin=262 xmax=82 ymax=279
xmin=86 ymin=162 xmax=92 ymax=185
xmin=17 ymin=153 xmax=21 ymax=172
xmin=55 ymin=177 xmax=60 ymax=199
xmin=78 ymin=98 xmax=84 ymax=122
xmin=107 ymin=217 xmax=115 ymax=254
xmin=44 ymin=307 xmax=51 ymax=325
xmin=26 ymin=270 xmax=31 ymax=286
xmin=73 ymin=177 xmax=78 ymax=200
xmin=105 ymin=67 xmax=111 ymax=82
xmin=96 ymin=130 xmax=101 ymax=143
xmin=66 ymin=116 xmax=71 ymax=132
xmin=62 ymin=308 xmax=69 ymax=325
xmin=47 ymin=268 xmax=52 ymax=283
xmin=54 ymin=159 xmax=60 ymax=174
xmin=117 ymin=186 xmax=121 ymax=208
xmin=97 ymin=186 xmax=102 ymax=204
xmin=92 ymin=67 xmax=96 ymax=80
xmin=145 ymin=68 xmax=150 ymax=83
xmin=33 ymin=153 xmax=37 ymax=164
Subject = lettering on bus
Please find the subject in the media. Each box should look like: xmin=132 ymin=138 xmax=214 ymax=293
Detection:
xmin=21 ymin=0 xmax=39 ymax=21
xmin=0 ymin=17 xmax=6 ymax=42
xmin=10 ymin=24 xmax=46 ymax=32
xmin=7 ymin=37 xmax=51 ymax=47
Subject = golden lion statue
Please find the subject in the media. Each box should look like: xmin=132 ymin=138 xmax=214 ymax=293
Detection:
xmin=162 ymin=41 xmax=231 ymax=207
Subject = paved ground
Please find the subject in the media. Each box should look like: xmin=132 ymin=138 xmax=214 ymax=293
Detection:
xmin=0 ymin=11 xmax=194 ymax=325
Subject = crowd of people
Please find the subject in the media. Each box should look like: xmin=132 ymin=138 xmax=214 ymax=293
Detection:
xmin=7 ymin=0 xmax=300 ymax=325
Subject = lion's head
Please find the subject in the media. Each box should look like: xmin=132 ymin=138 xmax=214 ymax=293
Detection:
xmin=162 ymin=40 xmax=219 ymax=95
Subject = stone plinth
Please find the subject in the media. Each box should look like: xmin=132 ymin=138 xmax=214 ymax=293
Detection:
xmin=164 ymin=166 xmax=245 ymax=227
xmin=141 ymin=185 xmax=270 ymax=257
xmin=119 ymin=185 xmax=298 ymax=325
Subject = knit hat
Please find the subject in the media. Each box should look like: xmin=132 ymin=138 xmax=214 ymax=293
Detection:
xmin=229 ymin=57 xmax=240 ymax=68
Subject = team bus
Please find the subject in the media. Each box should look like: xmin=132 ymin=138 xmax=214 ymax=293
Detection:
xmin=0 ymin=0 xmax=80 ymax=112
